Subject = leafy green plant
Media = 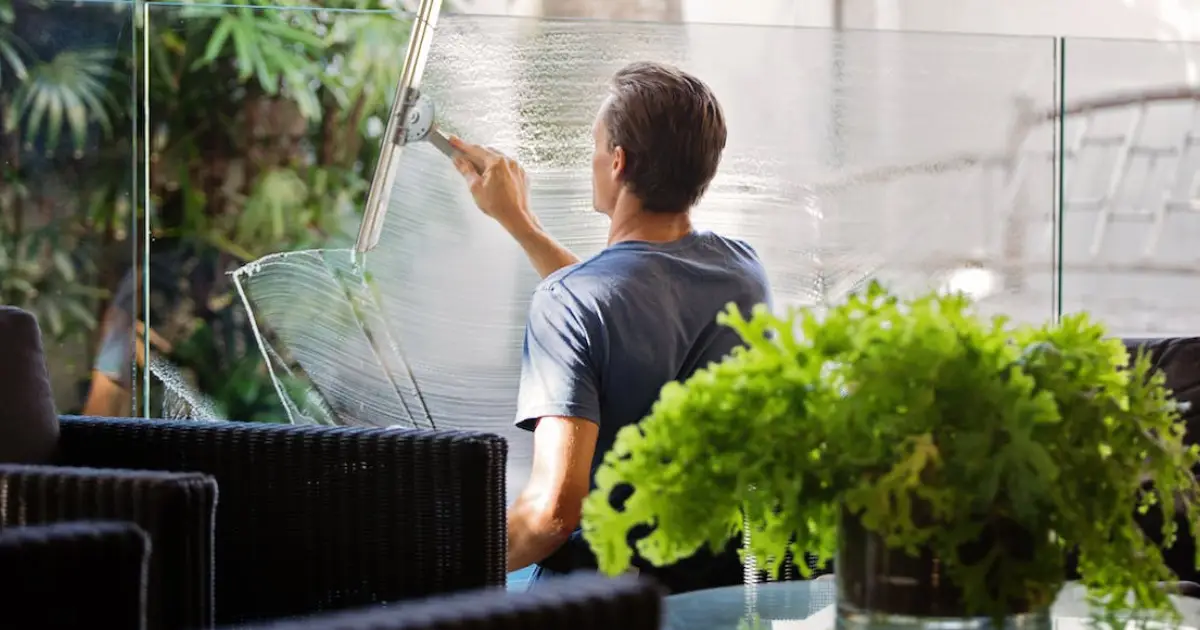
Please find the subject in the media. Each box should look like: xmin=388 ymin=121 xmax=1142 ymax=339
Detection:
xmin=0 ymin=0 xmax=416 ymax=416
xmin=4 ymin=47 xmax=120 ymax=153
xmin=582 ymin=282 xmax=1200 ymax=621
xmin=0 ymin=227 xmax=102 ymax=337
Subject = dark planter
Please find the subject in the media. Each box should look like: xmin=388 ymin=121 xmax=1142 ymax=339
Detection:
xmin=836 ymin=506 xmax=1051 ymax=627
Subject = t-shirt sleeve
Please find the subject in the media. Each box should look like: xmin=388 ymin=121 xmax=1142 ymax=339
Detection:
xmin=514 ymin=286 xmax=601 ymax=432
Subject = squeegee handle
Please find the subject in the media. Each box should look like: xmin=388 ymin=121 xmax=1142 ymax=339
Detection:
xmin=428 ymin=126 xmax=484 ymax=174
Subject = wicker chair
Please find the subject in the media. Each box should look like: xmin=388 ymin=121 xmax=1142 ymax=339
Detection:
xmin=0 ymin=465 xmax=216 ymax=629
xmin=0 ymin=521 xmax=150 ymax=630
xmin=224 ymin=573 xmax=663 ymax=630
xmin=53 ymin=416 xmax=508 ymax=625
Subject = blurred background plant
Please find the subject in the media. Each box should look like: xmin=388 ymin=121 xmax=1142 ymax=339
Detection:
xmin=0 ymin=0 xmax=411 ymax=419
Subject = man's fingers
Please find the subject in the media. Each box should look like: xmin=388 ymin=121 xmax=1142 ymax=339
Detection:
xmin=502 ymin=157 xmax=529 ymax=185
xmin=453 ymin=156 xmax=481 ymax=186
xmin=458 ymin=152 xmax=487 ymax=175
xmin=449 ymin=135 xmax=497 ymax=165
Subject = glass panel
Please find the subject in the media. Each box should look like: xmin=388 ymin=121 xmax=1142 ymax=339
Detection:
xmin=1060 ymin=37 xmax=1200 ymax=336
xmin=1 ymin=0 xmax=137 ymax=416
xmin=142 ymin=3 xmax=411 ymax=420
xmin=229 ymin=15 xmax=1059 ymax=511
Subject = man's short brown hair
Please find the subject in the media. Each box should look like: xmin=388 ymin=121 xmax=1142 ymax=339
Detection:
xmin=602 ymin=61 xmax=727 ymax=213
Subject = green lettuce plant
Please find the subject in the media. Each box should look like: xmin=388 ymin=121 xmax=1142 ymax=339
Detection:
xmin=582 ymin=282 xmax=1200 ymax=620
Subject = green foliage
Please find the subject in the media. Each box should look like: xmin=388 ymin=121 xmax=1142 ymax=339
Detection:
xmin=1 ymin=0 xmax=412 ymax=416
xmin=149 ymin=3 xmax=412 ymax=258
xmin=0 ymin=27 xmax=27 ymax=90
xmin=169 ymin=321 xmax=307 ymax=423
xmin=134 ymin=3 xmax=411 ymax=419
xmin=582 ymin=282 xmax=1200 ymax=621
xmin=0 ymin=226 xmax=101 ymax=336
xmin=4 ymin=48 xmax=119 ymax=153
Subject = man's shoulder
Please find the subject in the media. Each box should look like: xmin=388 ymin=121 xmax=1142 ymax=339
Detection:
xmin=536 ymin=260 xmax=598 ymax=294
xmin=706 ymin=231 xmax=760 ymax=258
xmin=696 ymin=231 xmax=768 ymax=281
xmin=540 ymin=233 xmax=764 ymax=287
xmin=531 ymin=259 xmax=614 ymax=317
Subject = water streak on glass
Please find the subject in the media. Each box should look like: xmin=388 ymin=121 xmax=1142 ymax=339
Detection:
xmin=150 ymin=353 xmax=223 ymax=420
xmin=235 ymin=16 xmax=1059 ymax=503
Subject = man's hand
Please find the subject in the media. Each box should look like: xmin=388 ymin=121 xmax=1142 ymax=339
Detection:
xmin=450 ymin=136 xmax=540 ymax=237
xmin=448 ymin=135 xmax=581 ymax=278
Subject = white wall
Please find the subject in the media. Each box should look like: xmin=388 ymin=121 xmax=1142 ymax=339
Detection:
xmin=452 ymin=0 xmax=1200 ymax=41
xmin=689 ymin=0 xmax=1200 ymax=41
xmin=861 ymin=0 xmax=1200 ymax=41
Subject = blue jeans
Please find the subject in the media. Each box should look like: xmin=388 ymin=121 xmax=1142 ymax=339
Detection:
xmin=528 ymin=562 xmax=573 ymax=588
xmin=528 ymin=530 xmax=743 ymax=594
xmin=525 ymin=530 xmax=596 ymax=589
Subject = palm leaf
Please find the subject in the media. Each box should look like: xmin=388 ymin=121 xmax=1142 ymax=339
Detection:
xmin=188 ymin=8 xmax=328 ymax=118
xmin=0 ymin=27 xmax=28 ymax=89
xmin=4 ymin=48 xmax=120 ymax=153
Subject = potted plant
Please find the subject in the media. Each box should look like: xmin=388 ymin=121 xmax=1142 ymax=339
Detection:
xmin=582 ymin=282 xmax=1200 ymax=626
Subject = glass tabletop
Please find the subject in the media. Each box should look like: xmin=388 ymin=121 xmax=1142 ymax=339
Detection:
xmin=663 ymin=580 xmax=1200 ymax=630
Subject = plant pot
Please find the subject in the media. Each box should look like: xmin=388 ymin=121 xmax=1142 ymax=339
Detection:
xmin=835 ymin=506 xmax=1051 ymax=630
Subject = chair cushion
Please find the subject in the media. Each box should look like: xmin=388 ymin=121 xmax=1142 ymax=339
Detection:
xmin=0 ymin=307 xmax=59 ymax=464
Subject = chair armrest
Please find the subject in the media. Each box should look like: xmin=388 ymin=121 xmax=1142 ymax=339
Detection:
xmin=57 ymin=415 xmax=507 ymax=624
xmin=222 ymin=573 xmax=664 ymax=630
xmin=0 ymin=521 xmax=150 ymax=630
xmin=0 ymin=464 xmax=216 ymax=630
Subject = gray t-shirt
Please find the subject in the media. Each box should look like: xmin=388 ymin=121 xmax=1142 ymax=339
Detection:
xmin=514 ymin=229 xmax=771 ymax=591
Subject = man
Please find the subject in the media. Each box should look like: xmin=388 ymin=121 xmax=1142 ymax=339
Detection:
xmin=449 ymin=61 xmax=771 ymax=593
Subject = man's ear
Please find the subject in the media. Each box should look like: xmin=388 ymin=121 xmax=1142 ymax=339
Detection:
xmin=611 ymin=145 xmax=625 ymax=179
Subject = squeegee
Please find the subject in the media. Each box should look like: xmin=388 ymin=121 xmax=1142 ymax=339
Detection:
xmin=355 ymin=0 xmax=448 ymax=254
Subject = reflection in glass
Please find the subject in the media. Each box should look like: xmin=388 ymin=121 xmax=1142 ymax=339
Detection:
xmin=142 ymin=4 xmax=411 ymax=420
xmin=232 ymin=16 xmax=1059 ymax=505
xmin=1060 ymin=38 xmax=1200 ymax=336
xmin=0 ymin=0 xmax=135 ymax=416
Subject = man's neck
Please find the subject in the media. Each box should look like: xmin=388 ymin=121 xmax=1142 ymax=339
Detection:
xmin=607 ymin=197 xmax=693 ymax=246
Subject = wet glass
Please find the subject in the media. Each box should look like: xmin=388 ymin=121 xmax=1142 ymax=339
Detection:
xmin=225 ymin=15 xmax=1060 ymax=511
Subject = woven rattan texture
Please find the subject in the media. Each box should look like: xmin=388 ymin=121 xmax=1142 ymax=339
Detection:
xmin=0 ymin=521 xmax=150 ymax=630
xmin=56 ymin=416 xmax=507 ymax=624
xmin=225 ymin=573 xmax=663 ymax=630
xmin=0 ymin=464 xmax=216 ymax=629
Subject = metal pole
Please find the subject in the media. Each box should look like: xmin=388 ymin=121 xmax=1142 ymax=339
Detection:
xmin=355 ymin=0 xmax=445 ymax=253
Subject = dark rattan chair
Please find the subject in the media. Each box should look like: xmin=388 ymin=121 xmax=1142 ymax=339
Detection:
xmin=0 ymin=465 xmax=216 ymax=629
xmin=223 ymin=573 xmax=663 ymax=630
xmin=54 ymin=416 xmax=508 ymax=625
xmin=0 ymin=521 xmax=151 ymax=630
